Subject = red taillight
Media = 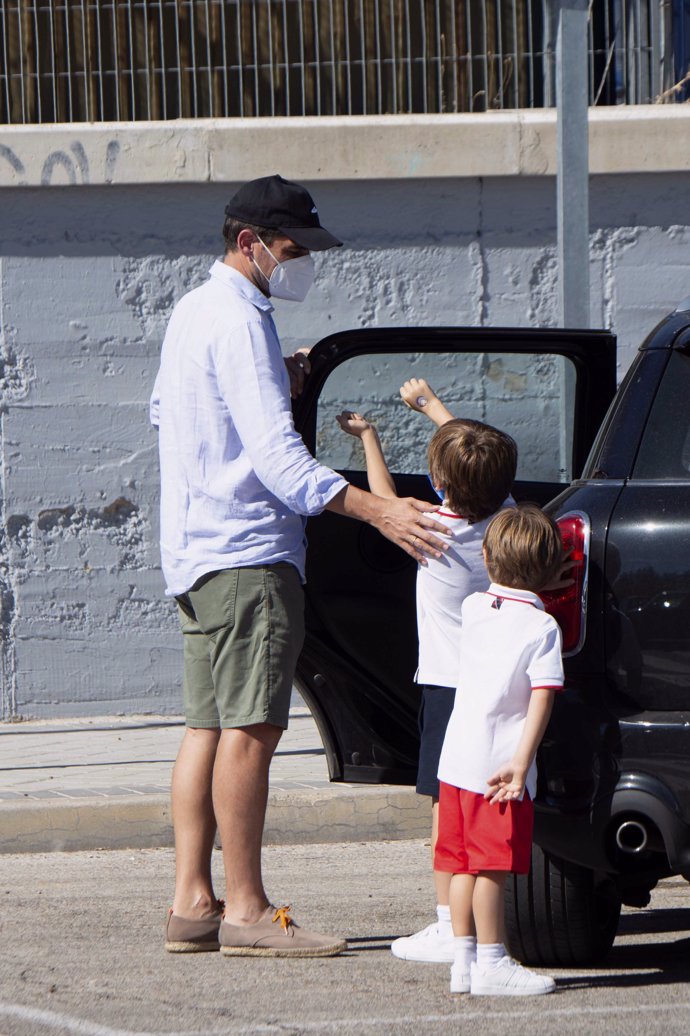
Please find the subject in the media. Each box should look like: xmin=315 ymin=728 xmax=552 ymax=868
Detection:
xmin=540 ymin=512 xmax=589 ymax=655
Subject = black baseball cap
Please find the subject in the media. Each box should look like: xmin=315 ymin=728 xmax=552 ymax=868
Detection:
xmin=224 ymin=174 xmax=342 ymax=251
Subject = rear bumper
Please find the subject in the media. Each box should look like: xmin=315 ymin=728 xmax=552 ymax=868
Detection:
xmin=535 ymin=772 xmax=690 ymax=881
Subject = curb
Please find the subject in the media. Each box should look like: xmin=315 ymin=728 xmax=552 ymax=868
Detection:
xmin=0 ymin=786 xmax=431 ymax=854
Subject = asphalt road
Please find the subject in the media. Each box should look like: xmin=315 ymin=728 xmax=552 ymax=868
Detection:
xmin=1 ymin=840 xmax=689 ymax=1036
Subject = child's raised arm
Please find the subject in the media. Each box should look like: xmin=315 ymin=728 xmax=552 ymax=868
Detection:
xmin=399 ymin=378 xmax=455 ymax=427
xmin=336 ymin=411 xmax=398 ymax=499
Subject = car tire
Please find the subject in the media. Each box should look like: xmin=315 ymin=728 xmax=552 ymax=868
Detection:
xmin=504 ymin=844 xmax=621 ymax=966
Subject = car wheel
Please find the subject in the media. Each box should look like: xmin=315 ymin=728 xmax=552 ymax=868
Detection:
xmin=504 ymin=844 xmax=621 ymax=966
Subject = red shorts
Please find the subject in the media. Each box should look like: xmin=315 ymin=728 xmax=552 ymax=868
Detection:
xmin=434 ymin=781 xmax=534 ymax=875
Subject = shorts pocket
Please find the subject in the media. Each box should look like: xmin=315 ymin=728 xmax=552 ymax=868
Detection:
xmin=188 ymin=569 xmax=239 ymax=637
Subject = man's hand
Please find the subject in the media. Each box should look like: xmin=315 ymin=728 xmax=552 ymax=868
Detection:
xmin=284 ymin=347 xmax=311 ymax=399
xmin=336 ymin=410 xmax=374 ymax=438
xmin=485 ymin=762 xmax=527 ymax=805
xmin=399 ymin=378 xmax=455 ymax=427
xmin=368 ymin=495 xmax=450 ymax=564
xmin=325 ymin=487 xmax=449 ymax=565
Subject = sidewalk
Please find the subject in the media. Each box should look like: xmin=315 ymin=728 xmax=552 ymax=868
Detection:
xmin=0 ymin=698 xmax=429 ymax=853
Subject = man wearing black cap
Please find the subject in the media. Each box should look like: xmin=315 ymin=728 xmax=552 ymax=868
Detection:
xmin=152 ymin=175 xmax=448 ymax=959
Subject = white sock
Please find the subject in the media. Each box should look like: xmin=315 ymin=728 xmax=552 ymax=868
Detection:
xmin=453 ymin=935 xmax=477 ymax=971
xmin=476 ymin=942 xmax=507 ymax=969
xmin=436 ymin=904 xmax=452 ymax=933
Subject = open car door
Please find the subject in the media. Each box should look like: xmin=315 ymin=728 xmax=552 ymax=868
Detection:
xmin=292 ymin=327 xmax=616 ymax=784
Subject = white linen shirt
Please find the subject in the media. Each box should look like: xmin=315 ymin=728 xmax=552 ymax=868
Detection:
xmin=150 ymin=260 xmax=348 ymax=596
xmin=437 ymin=583 xmax=564 ymax=799
xmin=415 ymin=498 xmax=514 ymax=688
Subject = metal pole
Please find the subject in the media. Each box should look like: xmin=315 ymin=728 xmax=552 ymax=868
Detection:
xmin=556 ymin=0 xmax=590 ymax=328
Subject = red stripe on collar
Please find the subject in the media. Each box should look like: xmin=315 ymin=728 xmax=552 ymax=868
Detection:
xmin=486 ymin=591 xmax=539 ymax=608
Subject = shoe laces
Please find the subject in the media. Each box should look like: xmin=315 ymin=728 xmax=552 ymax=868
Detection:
xmin=272 ymin=905 xmax=294 ymax=933
xmin=499 ymin=957 xmax=541 ymax=985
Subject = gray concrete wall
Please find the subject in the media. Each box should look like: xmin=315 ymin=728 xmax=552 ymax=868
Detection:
xmin=1 ymin=112 xmax=689 ymax=719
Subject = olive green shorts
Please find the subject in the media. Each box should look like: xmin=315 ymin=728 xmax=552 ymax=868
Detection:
xmin=175 ymin=563 xmax=305 ymax=730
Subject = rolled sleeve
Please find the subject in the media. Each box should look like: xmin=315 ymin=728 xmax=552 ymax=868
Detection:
xmin=212 ymin=316 xmax=347 ymax=515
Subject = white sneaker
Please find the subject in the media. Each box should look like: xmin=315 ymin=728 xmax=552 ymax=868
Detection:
xmin=470 ymin=956 xmax=556 ymax=996
xmin=450 ymin=961 xmax=471 ymax=993
xmin=390 ymin=922 xmax=455 ymax=963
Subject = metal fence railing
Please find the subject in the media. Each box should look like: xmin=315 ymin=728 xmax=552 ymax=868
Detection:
xmin=0 ymin=1 xmax=687 ymax=125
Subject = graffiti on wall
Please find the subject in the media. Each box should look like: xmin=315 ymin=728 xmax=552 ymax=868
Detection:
xmin=0 ymin=139 xmax=120 ymax=186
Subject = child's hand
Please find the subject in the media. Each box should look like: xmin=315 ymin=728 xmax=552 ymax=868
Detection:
xmin=336 ymin=410 xmax=374 ymax=439
xmin=400 ymin=378 xmax=455 ymax=427
xmin=485 ymin=763 xmax=527 ymax=805
xmin=399 ymin=378 xmax=439 ymax=413
xmin=539 ymin=548 xmax=581 ymax=593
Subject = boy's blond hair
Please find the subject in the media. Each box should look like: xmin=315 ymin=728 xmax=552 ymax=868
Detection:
xmin=483 ymin=503 xmax=563 ymax=591
xmin=427 ymin=419 xmax=517 ymax=524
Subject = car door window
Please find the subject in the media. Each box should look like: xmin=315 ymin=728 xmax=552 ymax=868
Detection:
xmin=315 ymin=350 xmax=577 ymax=485
xmin=633 ymin=349 xmax=690 ymax=480
xmin=608 ymin=347 xmax=690 ymax=709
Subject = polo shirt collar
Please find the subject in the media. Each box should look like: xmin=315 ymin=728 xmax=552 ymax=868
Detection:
xmin=209 ymin=259 xmax=274 ymax=314
xmin=487 ymin=583 xmax=545 ymax=611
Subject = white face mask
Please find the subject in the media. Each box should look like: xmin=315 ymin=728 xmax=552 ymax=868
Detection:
xmin=253 ymin=237 xmax=316 ymax=302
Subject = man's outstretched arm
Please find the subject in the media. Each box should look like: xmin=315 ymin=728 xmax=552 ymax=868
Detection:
xmin=325 ymin=485 xmax=448 ymax=566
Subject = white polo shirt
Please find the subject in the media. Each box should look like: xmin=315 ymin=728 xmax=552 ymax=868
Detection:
xmin=437 ymin=583 xmax=564 ymax=799
xmin=415 ymin=498 xmax=514 ymax=688
xmin=150 ymin=260 xmax=347 ymax=596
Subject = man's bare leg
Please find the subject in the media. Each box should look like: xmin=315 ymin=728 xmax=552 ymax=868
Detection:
xmin=213 ymin=722 xmax=283 ymax=925
xmin=171 ymin=726 xmax=221 ymax=917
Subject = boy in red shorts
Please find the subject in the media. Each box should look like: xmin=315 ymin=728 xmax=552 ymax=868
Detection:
xmin=337 ymin=380 xmax=516 ymax=963
xmin=436 ymin=504 xmax=564 ymax=996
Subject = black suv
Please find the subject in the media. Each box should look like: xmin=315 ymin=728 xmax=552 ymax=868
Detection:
xmin=291 ymin=311 xmax=690 ymax=966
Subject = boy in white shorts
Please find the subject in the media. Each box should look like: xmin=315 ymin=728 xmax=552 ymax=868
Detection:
xmin=436 ymin=504 xmax=564 ymax=996
xmin=337 ymin=378 xmax=516 ymax=963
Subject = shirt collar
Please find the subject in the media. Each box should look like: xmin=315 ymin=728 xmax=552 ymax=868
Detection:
xmin=486 ymin=583 xmax=545 ymax=611
xmin=209 ymin=259 xmax=274 ymax=314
